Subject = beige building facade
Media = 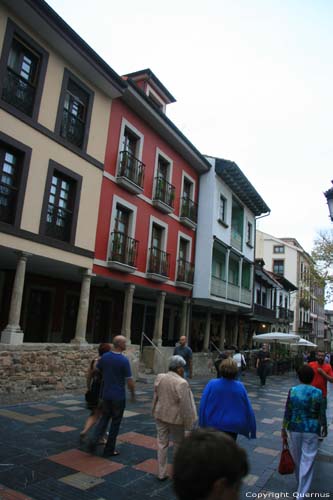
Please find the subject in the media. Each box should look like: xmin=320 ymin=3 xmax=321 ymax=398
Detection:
xmin=0 ymin=0 xmax=125 ymax=344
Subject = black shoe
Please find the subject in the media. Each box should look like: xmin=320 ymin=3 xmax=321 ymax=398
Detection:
xmin=157 ymin=476 xmax=169 ymax=481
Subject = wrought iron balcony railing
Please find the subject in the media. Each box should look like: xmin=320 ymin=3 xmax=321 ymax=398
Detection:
xmin=153 ymin=176 xmax=175 ymax=208
xmin=254 ymin=304 xmax=276 ymax=320
xmin=60 ymin=109 xmax=85 ymax=148
xmin=180 ymin=197 xmax=197 ymax=223
xmin=109 ymin=231 xmax=138 ymax=267
xmin=176 ymin=259 xmax=194 ymax=284
xmin=147 ymin=247 xmax=170 ymax=277
xmin=118 ymin=150 xmax=145 ymax=189
xmin=277 ymin=306 xmax=294 ymax=322
xmin=2 ymin=68 xmax=35 ymax=115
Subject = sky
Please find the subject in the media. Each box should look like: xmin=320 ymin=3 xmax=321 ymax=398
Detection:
xmin=47 ymin=0 xmax=333 ymax=254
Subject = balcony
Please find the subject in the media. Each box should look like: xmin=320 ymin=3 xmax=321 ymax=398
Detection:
xmin=176 ymin=259 xmax=194 ymax=289
xmin=116 ymin=150 xmax=145 ymax=195
xmin=231 ymin=229 xmax=242 ymax=252
xmin=179 ymin=197 xmax=197 ymax=230
xmin=2 ymin=68 xmax=35 ymax=116
xmin=277 ymin=307 xmax=294 ymax=323
xmin=254 ymin=304 xmax=276 ymax=321
xmin=299 ymin=321 xmax=313 ymax=334
xmin=152 ymin=176 xmax=175 ymax=214
xmin=146 ymin=247 xmax=170 ymax=282
xmin=60 ymin=109 xmax=85 ymax=148
xmin=210 ymin=277 xmax=252 ymax=305
xmin=107 ymin=232 xmax=138 ymax=273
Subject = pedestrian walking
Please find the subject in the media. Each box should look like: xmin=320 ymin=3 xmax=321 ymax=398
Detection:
xmin=152 ymin=355 xmax=197 ymax=481
xmin=88 ymin=335 xmax=135 ymax=457
xmin=174 ymin=335 xmax=193 ymax=378
xmin=256 ymin=343 xmax=271 ymax=386
xmin=80 ymin=343 xmax=111 ymax=443
xmin=308 ymin=350 xmax=333 ymax=438
xmin=232 ymin=348 xmax=246 ymax=380
xmin=199 ymin=358 xmax=256 ymax=441
xmin=281 ymin=364 xmax=322 ymax=496
xmin=173 ymin=428 xmax=248 ymax=500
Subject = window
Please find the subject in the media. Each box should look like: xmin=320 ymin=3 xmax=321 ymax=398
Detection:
xmin=229 ymin=258 xmax=239 ymax=285
xmin=273 ymin=259 xmax=284 ymax=275
xmin=117 ymin=121 xmax=145 ymax=190
xmin=110 ymin=204 xmax=138 ymax=266
xmin=181 ymin=176 xmax=197 ymax=223
xmin=218 ymin=195 xmax=227 ymax=224
xmin=55 ymin=70 xmax=93 ymax=151
xmin=273 ymin=245 xmax=284 ymax=254
xmin=147 ymin=222 xmax=169 ymax=276
xmin=247 ymin=221 xmax=253 ymax=245
xmin=122 ymin=127 xmax=139 ymax=157
xmin=154 ymin=155 xmax=175 ymax=207
xmin=0 ymin=20 xmax=48 ymax=120
xmin=40 ymin=161 xmax=82 ymax=245
xmin=0 ymin=132 xmax=31 ymax=227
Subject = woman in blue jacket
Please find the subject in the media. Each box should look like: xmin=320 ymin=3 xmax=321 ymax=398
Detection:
xmin=199 ymin=358 xmax=256 ymax=441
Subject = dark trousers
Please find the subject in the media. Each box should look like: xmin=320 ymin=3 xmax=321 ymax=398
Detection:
xmin=258 ymin=364 xmax=269 ymax=385
xmin=92 ymin=399 xmax=125 ymax=454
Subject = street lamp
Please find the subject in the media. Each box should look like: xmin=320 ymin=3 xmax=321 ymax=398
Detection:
xmin=324 ymin=181 xmax=333 ymax=222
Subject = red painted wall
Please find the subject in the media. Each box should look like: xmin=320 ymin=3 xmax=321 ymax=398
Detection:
xmin=94 ymin=98 xmax=200 ymax=297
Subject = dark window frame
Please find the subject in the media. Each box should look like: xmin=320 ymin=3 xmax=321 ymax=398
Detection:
xmin=273 ymin=245 xmax=285 ymax=254
xmin=39 ymin=160 xmax=82 ymax=246
xmin=273 ymin=259 xmax=284 ymax=275
xmin=0 ymin=19 xmax=48 ymax=121
xmin=0 ymin=131 xmax=31 ymax=228
xmin=55 ymin=69 xmax=94 ymax=153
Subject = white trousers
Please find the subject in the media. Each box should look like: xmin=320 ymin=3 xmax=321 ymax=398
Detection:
xmin=289 ymin=431 xmax=318 ymax=495
xmin=155 ymin=419 xmax=185 ymax=479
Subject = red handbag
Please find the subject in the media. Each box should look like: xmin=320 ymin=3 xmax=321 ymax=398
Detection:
xmin=278 ymin=438 xmax=295 ymax=475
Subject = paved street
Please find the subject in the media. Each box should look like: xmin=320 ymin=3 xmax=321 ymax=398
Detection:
xmin=0 ymin=370 xmax=332 ymax=500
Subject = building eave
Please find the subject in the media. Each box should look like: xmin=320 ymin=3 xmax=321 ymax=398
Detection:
xmin=213 ymin=158 xmax=270 ymax=216
xmin=123 ymin=82 xmax=211 ymax=174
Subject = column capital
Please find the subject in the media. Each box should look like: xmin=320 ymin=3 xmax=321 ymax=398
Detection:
xmin=14 ymin=251 xmax=32 ymax=261
xmin=126 ymin=283 xmax=136 ymax=292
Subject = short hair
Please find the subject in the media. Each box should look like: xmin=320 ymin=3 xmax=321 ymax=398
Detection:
xmin=98 ymin=343 xmax=110 ymax=356
xmin=169 ymin=355 xmax=186 ymax=371
xmin=220 ymin=358 xmax=238 ymax=379
xmin=298 ymin=364 xmax=315 ymax=384
xmin=173 ymin=429 xmax=248 ymax=500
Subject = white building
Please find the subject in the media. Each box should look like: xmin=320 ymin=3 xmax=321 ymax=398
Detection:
xmin=191 ymin=157 xmax=270 ymax=352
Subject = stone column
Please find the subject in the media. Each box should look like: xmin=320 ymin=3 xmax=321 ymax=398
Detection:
xmin=153 ymin=291 xmax=166 ymax=347
xmin=1 ymin=252 xmax=29 ymax=345
xmin=121 ymin=283 xmax=135 ymax=344
xmin=203 ymin=310 xmax=211 ymax=352
xmin=179 ymin=297 xmax=190 ymax=338
xmin=219 ymin=313 xmax=226 ymax=350
xmin=233 ymin=320 xmax=239 ymax=347
xmin=71 ymin=269 xmax=92 ymax=345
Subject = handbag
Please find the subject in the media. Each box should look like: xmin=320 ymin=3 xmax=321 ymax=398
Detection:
xmin=278 ymin=438 xmax=295 ymax=475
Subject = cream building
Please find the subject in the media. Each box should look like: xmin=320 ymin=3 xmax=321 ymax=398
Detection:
xmin=256 ymin=230 xmax=325 ymax=347
xmin=0 ymin=0 xmax=125 ymax=344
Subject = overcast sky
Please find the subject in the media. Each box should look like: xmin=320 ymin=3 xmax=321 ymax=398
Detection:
xmin=47 ymin=0 xmax=333 ymax=254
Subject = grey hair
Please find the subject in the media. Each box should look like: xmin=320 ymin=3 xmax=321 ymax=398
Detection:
xmin=169 ymin=355 xmax=186 ymax=371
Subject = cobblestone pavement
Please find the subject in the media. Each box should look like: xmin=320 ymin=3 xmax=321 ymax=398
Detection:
xmin=0 ymin=370 xmax=333 ymax=500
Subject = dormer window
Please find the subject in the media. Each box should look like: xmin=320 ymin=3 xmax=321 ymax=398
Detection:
xmin=148 ymin=91 xmax=164 ymax=111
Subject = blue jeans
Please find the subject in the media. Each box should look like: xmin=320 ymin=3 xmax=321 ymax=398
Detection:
xmin=92 ymin=399 xmax=125 ymax=454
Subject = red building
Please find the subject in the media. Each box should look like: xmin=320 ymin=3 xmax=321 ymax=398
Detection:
xmin=93 ymin=69 xmax=210 ymax=348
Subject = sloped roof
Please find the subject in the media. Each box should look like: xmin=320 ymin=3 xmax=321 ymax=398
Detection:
xmin=214 ymin=158 xmax=270 ymax=216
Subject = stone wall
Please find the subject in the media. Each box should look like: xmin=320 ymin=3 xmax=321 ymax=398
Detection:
xmin=0 ymin=343 xmax=140 ymax=404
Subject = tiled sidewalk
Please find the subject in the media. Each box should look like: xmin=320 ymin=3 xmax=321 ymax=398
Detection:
xmin=0 ymin=371 xmax=333 ymax=499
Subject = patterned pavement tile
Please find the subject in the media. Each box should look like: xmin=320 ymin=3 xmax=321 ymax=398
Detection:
xmin=123 ymin=410 xmax=140 ymax=418
xmin=243 ymin=474 xmax=259 ymax=486
xmin=261 ymin=418 xmax=275 ymax=424
xmin=50 ymin=425 xmax=77 ymax=432
xmin=133 ymin=458 xmax=172 ymax=476
xmin=48 ymin=449 xmax=125 ymax=477
xmin=256 ymin=432 xmax=265 ymax=438
xmin=65 ymin=406 xmax=85 ymax=412
xmin=60 ymin=471 xmax=105 ymax=490
xmin=254 ymin=447 xmax=280 ymax=457
xmin=0 ymin=465 xmax=47 ymax=490
xmin=0 ymin=484 xmax=34 ymax=499
xmin=33 ymin=404 xmax=59 ymax=411
xmin=57 ymin=400 xmax=82 ymax=405
xmin=118 ymin=432 xmax=158 ymax=450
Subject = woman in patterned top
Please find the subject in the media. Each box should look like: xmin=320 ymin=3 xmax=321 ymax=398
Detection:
xmin=281 ymin=364 xmax=322 ymax=496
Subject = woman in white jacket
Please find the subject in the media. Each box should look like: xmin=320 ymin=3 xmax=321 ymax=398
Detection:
xmin=233 ymin=348 xmax=246 ymax=380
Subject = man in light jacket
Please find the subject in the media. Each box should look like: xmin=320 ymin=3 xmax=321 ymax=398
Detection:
xmin=152 ymin=355 xmax=197 ymax=481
